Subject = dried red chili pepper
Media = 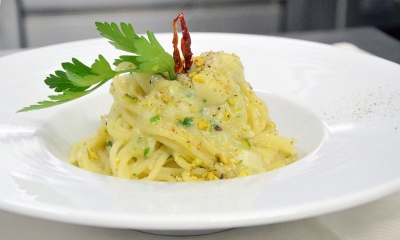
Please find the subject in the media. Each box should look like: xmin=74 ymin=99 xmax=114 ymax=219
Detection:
xmin=172 ymin=12 xmax=193 ymax=73
xmin=172 ymin=20 xmax=183 ymax=73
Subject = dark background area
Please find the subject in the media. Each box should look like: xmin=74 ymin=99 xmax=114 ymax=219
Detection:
xmin=1 ymin=0 xmax=400 ymax=48
xmin=281 ymin=0 xmax=400 ymax=40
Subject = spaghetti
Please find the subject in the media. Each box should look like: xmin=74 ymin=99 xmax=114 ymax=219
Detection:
xmin=70 ymin=51 xmax=297 ymax=181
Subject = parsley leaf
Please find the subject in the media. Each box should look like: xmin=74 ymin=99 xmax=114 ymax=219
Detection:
xmin=96 ymin=22 xmax=176 ymax=79
xmin=62 ymin=55 xmax=116 ymax=88
xmin=18 ymin=22 xmax=176 ymax=112
xmin=18 ymin=55 xmax=116 ymax=112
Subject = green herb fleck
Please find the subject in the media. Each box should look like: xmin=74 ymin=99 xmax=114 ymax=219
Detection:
xmin=106 ymin=141 xmax=113 ymax=147
xmin=150 ymin=115 xmax=160 ymax=123
xmin=202 ymin=98 xmax=207 ymax=104
xmin=182 ymin=117 xmax=193 ymax=127
xmin=238 ymin=160 xmax=243 ymax=164
xmin=132 ymin=173 xmax=137 ymax=177
xmin=144 ymin=147 xmax=150 ymax=157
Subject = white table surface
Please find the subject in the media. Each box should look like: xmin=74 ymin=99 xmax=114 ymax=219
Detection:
xmin=1 ymin=28 xmax=400 ymax=239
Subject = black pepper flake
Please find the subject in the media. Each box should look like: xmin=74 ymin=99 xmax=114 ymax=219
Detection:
xmin=220 ymin=173 xmax=224 ymax=179
xmin=215 ymin=125 xmax=222 ymax=131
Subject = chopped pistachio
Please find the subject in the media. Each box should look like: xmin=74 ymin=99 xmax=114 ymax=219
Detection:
xmin=223 ymin=111 xmax=231 ymax=121
xmin=242 ymin=139 xmax=251 ymax=148
xmin=206 ymin=171 xmax=216 ymax=180
xmin=193 ymin=56 xmax=205 ymax=66
xmin=123 ymin=93 xmax=138 ymax=103
xmin=198 ymin=119 xmax=210 ymax=131
xmin=229 ymin=158 xmax=238 ymax=164
xmin=156 ymin=108 xmax=163 ymax=115
xmin=188 ymin=71 xmax=197 ymax=78
xmin=192 ymin=158 xmax=203 ymax=167
xmin=86 ymin=146 xmax=99 ymax=160
xmin=215 ymin=153 xmax=229 ymax=164
xmin=161 ymin=94 xmax=173 ymax=104
xmin=193 ymin=75 xmax=206 ymax=84
xmin=175 ymin=176 xmax=183 ymax=182
xmin=227 ymin=97 xmax=236 ymax=106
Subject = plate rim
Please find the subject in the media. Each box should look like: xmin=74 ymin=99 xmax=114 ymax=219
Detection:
xmin=1 ymin=33 xmax=400 ymax=231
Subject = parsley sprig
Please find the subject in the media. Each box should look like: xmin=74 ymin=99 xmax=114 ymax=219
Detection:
xmin=18 ymin=22 xmax=175 ymax=112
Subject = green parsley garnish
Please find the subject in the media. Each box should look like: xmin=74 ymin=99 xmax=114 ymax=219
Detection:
xmin=181 ymin=117 xmax=193 ymax=127
xmin=105 ymin=141 xmax=113 ymax=147
xmin=202 ymin=98 xmax=207 ymax=104
xmin=144 ymin=147 xmax=150 ymax=157
xmin=18 ymin=22 xmax=175 ymax=112
xmin=150 ymin=115 xmax=161 ymax=123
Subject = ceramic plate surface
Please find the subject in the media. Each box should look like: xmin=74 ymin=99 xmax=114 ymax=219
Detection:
xmin=1 ymin=33 xmax=400 ymax=233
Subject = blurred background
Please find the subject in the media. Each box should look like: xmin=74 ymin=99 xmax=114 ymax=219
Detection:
xmin=0 ymin=0 xmax=400 ymax=49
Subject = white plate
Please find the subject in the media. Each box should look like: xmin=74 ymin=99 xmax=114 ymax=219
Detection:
xmin=1 ymin=33 xmax=400 ymax=235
